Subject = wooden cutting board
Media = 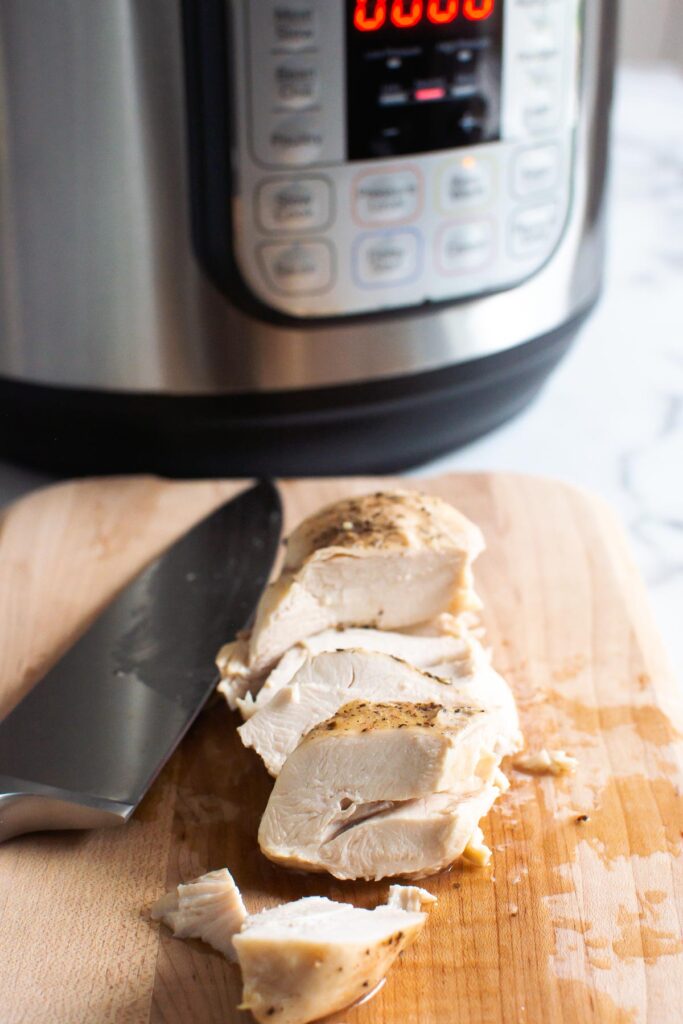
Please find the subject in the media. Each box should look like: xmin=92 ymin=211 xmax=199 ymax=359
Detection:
xmin=0 ymin=474 xmax=681 ymax=1024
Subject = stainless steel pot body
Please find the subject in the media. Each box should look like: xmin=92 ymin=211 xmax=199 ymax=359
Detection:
xmin=0 ymin=0 xmax=615 ymax=396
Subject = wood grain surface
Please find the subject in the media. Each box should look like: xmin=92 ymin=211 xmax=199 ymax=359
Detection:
xmin=0 ymin=474 xmax=681 ymax=1024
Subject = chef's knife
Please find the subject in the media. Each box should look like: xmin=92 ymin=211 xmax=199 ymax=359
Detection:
xmin=0 ymin=481 xmax=282 ymax=843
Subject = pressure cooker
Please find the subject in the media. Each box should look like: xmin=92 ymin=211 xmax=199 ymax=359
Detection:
xmin=0 ymin=0 xmax=616 ymax=474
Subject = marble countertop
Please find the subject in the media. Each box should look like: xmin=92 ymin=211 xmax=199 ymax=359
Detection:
xmin=1 ymin=67 xmax=681 ymax=680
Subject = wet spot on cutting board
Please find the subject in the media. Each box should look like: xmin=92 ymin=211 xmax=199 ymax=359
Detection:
xmin=611 ymin=906 xmax=683 ymax=964
xmin=555 ymin=978 xmax=638 ymax=1023
xmin=643 ymin=889 xmax=667 ymax=906
xmin=551 ymin=654 xmax=588 ymax=683
xmin=545 ymin=693 xmax=682 ymax=747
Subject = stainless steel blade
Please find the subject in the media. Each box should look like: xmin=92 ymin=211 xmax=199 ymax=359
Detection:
xmin=0 ymin=481 xmax=282 ymax=842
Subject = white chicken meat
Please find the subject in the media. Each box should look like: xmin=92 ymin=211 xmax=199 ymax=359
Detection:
xmin=238 ymin=646 xmax=521 ymax=776
xmin=258 ymin=699 xmax=506 ymax=880
xmin=152 ymin=870 xmax=434 ymax=1024
xmin=151 ymin=868 xmax=247 ymax=961
xmin=235 ymin=893 xmax=427 ymax=1024
xmin=240 ymin=490 xmax=484 ymax=675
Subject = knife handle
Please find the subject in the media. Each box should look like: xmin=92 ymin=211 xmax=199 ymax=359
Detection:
xmin=0 ymin=776 xmax=132 ymax=843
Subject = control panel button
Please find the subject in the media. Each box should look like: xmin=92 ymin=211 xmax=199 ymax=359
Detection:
xmin=515 ymin=15 xmax=561 ymax=62
xmin=437 ymin=220 xmax=494 ymax=274
xmin=260 ymin=241 xmax=333 ymax=294
xmin=510 ymin=203 xmax=559 ymax=258
xmin=271 ymin=5 xmax=318 ymax=51
xmin=438 ymin=156 xmax=494 ymax=211
xmin=257 ymin=177 xmax=332 ymax=233
xmin=513 ymin=144 xmax=561 ymax=197
xmin=521 ymin=82 xmax=561 ymax=134
xmin=353 ymin=169 xmax=421 ymax=226
xmin=273 ymin=59 xmax=320 ymax=110
xmin=268 ymin=114 xmax=323 ymax=165
xmin=354 ymin=231 xmax=420 ymax=287
xmin=456 ymin=97 xmax=490 ymax=142
xmin=516 ymin=2 xmax=563 ymax=48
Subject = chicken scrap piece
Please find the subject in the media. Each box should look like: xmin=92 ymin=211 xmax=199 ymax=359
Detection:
xmin=151 ymin=871 xmax=434 ymax=1024
xmin=151 ymin=868 xmax=247 ymax=961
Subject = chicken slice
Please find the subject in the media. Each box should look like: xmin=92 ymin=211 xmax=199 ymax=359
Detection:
xmin=258 ymin=700 xmax=505 ymax=880
xmin=219 ymin=618 xmax=474 ymax=715
xmin=430 ymin=655 xmax=522 ymax=754
xmin=151 ymin=868 xmax=247 ymax=961
xmin=240 ymin=627 xmax=474 ymax=718
xmin=218 ymin=643 xmax=309 ymax=712
xmin=238 ymin=648 xmax=521 ymax=777
xmin=246 ymin=490 xmax=484 ymax=673
xmin=234 ymin=894 xmax=427 ymax=1024
xmin=323 ymin=786 xmax=502 ymax=880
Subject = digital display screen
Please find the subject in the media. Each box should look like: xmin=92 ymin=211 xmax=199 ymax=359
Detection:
xmin=352 ymin=0 xmax=497 ymax=31
xmin=346 ymin=0 xmax=503 ymax=160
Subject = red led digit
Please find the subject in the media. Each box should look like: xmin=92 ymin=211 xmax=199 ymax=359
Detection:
xmin=463 ymin=0 xmax=494 ymax=20
xmin=390 ymin=0 xmax=423 ymax=28
xmin=353 ymin=0 xmax=387 ymax=31
xmin=427 ymin=0 xmax=458 ymax=24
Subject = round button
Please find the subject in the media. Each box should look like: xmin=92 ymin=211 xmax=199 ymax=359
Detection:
xmin=353 ymin=231 xmax=420 ymax=287
xmin=509 ymin=203 xmax=559 ymax=258
xmin=512 ymin=144 xmax=561 ymax=198
xmin=274 ymin=59 xmax=320 ymax=110
xmin=518 ymin=4 xmax=562 ymax=53
xmin=438 ymin=156 xmax=494 ymax=211
xmin=260 ymin=241 xmax=333 ymax=294
xmin=522 ymin=82 xmax=560 ymax=134
xmin=268 ymin=115 xmax=323 ymax=166
xmin=271 ymin=5 xmax=318 ymax=51
xmin=436 ymin=220 xmax=494 ymax=274
xmin=353 ymin=169 xmax=421 ymax=226
xmin=517 ymin=22 xmax=560 ymax=61
xmin=257 ymin=177 xmax=332 ymax=233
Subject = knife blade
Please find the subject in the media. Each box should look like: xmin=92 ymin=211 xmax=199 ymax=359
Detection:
xmin=0 ymin=480 xmax=282 ymax=843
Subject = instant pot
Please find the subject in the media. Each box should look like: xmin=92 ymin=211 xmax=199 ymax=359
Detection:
xmin=0 ymin=0 xmax=616 ymax=475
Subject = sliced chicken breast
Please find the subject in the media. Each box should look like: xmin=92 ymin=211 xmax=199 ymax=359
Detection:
xmin=246 ymin=490 xmax=484 ymax=673
xmin=151 ymin=868 xmax=247 ymax=961
xmin=218 ymin=642 xmax=309 ymax=712
xmin=288 ymin=622 xmax=472 ymax=667
xmin=238 ymin=626 xmax=474 ymax=718
xmin=238 ymin=648 xmax=521 ymax=776
xmin=234 ymin=894 xmax=427 ymax=1024
xmin=258 ymin=700 xmax=505 ymax=880
xmin=219 ymin=617 xmax=473 ymax=714
xmin=318 ymin=785 xmax=503 ymax=880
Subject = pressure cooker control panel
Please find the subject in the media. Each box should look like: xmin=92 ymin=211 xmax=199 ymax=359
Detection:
xmin=229 ymin=0 xmax=580 ymax=318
